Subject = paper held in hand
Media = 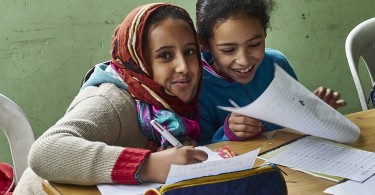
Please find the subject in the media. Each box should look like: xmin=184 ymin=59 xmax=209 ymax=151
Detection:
xmin=218 ymin=64 xmax=360 ymax=144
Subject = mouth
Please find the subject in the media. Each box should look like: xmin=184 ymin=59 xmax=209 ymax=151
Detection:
xmin=172 ymin=77 xmax=192 ymax=85
xmin=232 ymin=65 xmax=254 ymax=74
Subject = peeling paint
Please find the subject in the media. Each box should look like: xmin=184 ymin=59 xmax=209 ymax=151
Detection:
xmin=10 ymin=38 xmax=55 ymax=48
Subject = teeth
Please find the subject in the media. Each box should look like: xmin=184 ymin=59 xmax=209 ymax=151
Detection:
xmin=234 ymin=66 xmax=253 ymax=73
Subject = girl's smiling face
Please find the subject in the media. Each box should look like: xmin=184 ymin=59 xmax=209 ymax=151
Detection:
xmin=207 ymin=15 xmax=266 ymax=84
xmin=144 ymin=18 xmax=200 ymax=103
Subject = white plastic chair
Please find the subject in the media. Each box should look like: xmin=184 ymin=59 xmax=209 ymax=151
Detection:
xmin=0 ymin=93 xmax=35 ymax=184
xmin=345 ymin=17 xmax=375 ymax=110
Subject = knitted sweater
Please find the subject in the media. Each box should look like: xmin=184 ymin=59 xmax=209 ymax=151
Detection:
xmin=14 ymin=83 xmax=150 ymax=194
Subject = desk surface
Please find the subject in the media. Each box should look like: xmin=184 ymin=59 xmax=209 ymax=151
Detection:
xmin=42 ymin=109 xmax=375 ymax=195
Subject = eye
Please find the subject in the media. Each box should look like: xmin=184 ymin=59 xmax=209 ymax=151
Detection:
xmin=248 ymin=42 xmax=261 ymax=48
xmin=220 ymin=48 xmax=235 ymax=53
xmin=159 ymin=52 xmax=172 ymax=60
xmin=185 ymin=48 xmax=196 ymax=56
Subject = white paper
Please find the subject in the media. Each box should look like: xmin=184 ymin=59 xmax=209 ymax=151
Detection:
xmin=266 ymin=136 xmax=375 ymax=182
xmin=195 ymin=146 xmax=224 ymax=161
xmin=324 ymin=175 xmax=375 ymax=195
xmin=165 ymin=148 xmax=260 ymax=184
xmin=98 ymin=182 xmax=163 ymax=195
xmin=218 ymin=64 xmax=360 ymax=144
xmin=97 ymin=146 xmax=224 ymax=195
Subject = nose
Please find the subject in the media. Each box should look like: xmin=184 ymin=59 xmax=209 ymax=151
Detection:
xmin=175 ymin=54 xmax=189 ymax=74
xmin=235 ymin=49 xmax=251 ymax=66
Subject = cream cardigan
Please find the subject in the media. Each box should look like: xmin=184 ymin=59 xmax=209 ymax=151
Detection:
xmin=15 ymin=83 xmax=149 ymax=194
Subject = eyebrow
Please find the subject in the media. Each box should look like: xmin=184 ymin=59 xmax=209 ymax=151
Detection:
xmin=215 ymin=34 xmax=263 ymax=47
xmin=154 ymin=46 xmax=174 ymax=53
xmin=153 ymin=42 xmax=196 ymax=53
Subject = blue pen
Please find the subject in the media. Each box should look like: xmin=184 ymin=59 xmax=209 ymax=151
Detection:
xmin=150 ymin=119 xmax=184 ymax=148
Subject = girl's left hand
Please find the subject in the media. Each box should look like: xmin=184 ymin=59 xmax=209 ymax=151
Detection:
xmin=313 ymin=86 xmax=347 ymax=109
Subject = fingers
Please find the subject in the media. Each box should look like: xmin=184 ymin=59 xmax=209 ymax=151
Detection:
xmin=332 ymin=99 xmax=347 ymax=109
xmin=167 ymin=147 xmax=208 ymax=164
xmin=229 ymin=124 xmax=260 ymax=137
xmin=228 ymin=113 xmax=262 ymax=138
xmin=313 ymin=86 xmax=326 ymax=98
xmin=189 ymin=148 xmax=208 ymax=162
xmin=314 ymin=87 xmax=346 ymax=109
xmin=141 ymin=147 xmax=207 ymax=183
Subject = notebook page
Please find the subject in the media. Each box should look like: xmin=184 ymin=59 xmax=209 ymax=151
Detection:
xmin=165 ymin=148 xmax=260 ymax=184
xmin=266 ymin=136 xmax=375 ymax=182
xmin=219 ymin=64 xmax=360 ymax=143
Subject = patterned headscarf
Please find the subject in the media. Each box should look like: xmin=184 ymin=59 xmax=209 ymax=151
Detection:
xmin=110 ymin=3 xmax=202 ymax=148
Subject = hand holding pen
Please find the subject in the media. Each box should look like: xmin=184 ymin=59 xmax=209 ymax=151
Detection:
xmin=151 ymin=119 xmax=184 ymax=148
xmin=139 ymin=120 xmax=207 ymax=183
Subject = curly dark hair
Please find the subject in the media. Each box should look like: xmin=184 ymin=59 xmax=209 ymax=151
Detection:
xmin=196 ymin=0 xmax=275 ymax=46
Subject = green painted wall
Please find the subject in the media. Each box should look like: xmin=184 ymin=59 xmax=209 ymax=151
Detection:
xmin=0 ymin=0 xmax=374 ymax=164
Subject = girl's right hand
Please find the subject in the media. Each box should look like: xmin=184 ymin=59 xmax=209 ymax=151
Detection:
xmin=228 ymin=112 xmax=262 ymax=139
xmin=139 ymin=146 xmax=208 ymax=183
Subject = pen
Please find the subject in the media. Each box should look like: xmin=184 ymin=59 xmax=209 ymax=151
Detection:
xmin=150 ymin=119 xmax=184 ymax=148
xmin=228 ymin=99 xmax=240 ymax=108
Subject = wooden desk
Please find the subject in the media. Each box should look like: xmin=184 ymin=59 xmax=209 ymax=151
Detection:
xmin=43 ymin=109 xmax=375 ymax=195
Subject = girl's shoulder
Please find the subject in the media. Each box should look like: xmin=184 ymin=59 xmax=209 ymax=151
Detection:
xmin=264 ymin=48 xmax=291 ymax=68
xmin=265 ymin=48 xmax=289 ymax=62
xmin=264 ymin=48 xmax=297 ymax=79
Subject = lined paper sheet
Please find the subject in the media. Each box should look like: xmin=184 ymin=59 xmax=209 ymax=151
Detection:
xmin=266 ymin=136 xmax=375 ymax=182
xmin=324 ymin=175 xmax=375 ymax=195
xmin=97 ymin=146 xmax=225 ymax=195
xmin=218 ymin=64 xmax=360 ymax=144
xmin=165 ymin=148 xmax=260 ymax=184
xmin=258 ymin=136 xmax=346 ymax=182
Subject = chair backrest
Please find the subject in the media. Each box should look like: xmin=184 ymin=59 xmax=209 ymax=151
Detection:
xmin=345 ymin=17 xmax=375 ymax=110
xmin=0 ymin=94 xmax=35 ymax=184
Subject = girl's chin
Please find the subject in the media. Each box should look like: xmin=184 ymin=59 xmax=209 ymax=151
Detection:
xmin=173 ymin=91 xmax=194 ymax=103
xmin=232 ymin=74 xmax=255 ymax=84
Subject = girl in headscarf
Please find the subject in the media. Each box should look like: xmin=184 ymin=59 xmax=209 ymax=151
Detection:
xmin=15 ymin=3 xmax=207 ymax=194
xmin=110 ymin=3 xmax=202 ymax=150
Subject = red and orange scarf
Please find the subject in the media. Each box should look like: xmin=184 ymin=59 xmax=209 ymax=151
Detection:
xmin=110 ymin=3 xmax=202 ymax=118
